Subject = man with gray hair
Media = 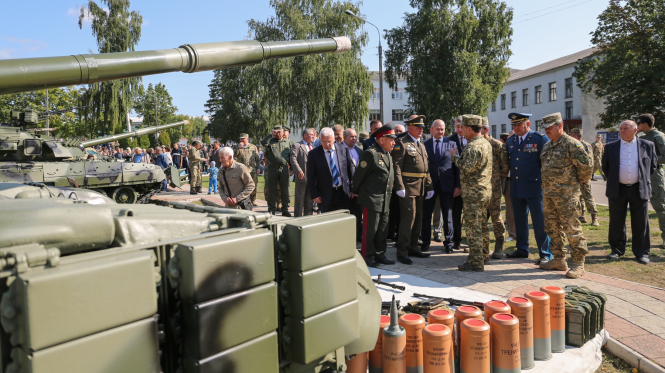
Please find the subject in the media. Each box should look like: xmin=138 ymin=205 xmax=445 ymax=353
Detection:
xmin=218 ymin=147 xmax=255 ymax=209
xmin=291 ymin=128 xmax=316 ymax=216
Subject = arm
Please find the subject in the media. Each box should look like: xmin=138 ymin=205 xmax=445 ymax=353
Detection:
xmin=499 ymin=143 xmax=509 ymax=179
xmin=649 ymin=142 xmax=658 ymax=177
xmin=452 ymin=147 xmax=481 ymax=175
xmin=602 ymin=144 xmax=609 ymax=178
xmin=352 ymin=151 xmax=375 ymax=195
xmin=218 ymin=171 xmax=230 ymax=201
xmin=654 ymin=135 xmax=665 ymax=165
xmin=571 ymin=141 xmax=594 ymax=184
xmin=392 ymin=142 xmax=406 ymax=192
xmin=290 ymin=144 xmax=303 ymax=174
xmin=236 ymin=166 xmax=255 ymax=202
xmin=345 ymin=147 xmax=355 ymax=191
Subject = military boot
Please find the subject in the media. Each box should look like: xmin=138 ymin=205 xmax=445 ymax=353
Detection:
xmin=566 ymin=261 xmax=586 ymax=279
xmin=491 ymin=237 xmax=505 ymax=259
xmin=539 ymin=257 xmax=568 ymax=271
xmin=591 ymin=214 xmax=599 ymax=227
xmin=579 ymin=214 xmax=588 ymax=224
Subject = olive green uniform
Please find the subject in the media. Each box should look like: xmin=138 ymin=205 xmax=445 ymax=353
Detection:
xmin=640 ymin=128 xmax=665 ymax=242
xmin=578 ymin=140 xmax=598 ymax=218
xmin=235 ymin=143 xmax=261 ymax=203
xmin=353 ymin=143 xmax=394 ymax=259
xmin=188 ymin=147 xmax=203 ymax=192
xmin=261 ymin=134 xmax=291 ymax=214
xmin=591 ymin=141 xmax=605 ymax=180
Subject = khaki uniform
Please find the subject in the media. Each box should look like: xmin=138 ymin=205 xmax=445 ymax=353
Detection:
xmin=235 ymin=143 xmax=260 ymax=203
xmin=392 ymin=134 xmax=432 ymax=256
xmin=188 ymin=147 xmax=203 ymax=191
xmin=578 ymin=140 xmax=598 ymax=217
xmin=640 ymin=128 xmax=665 ymax=242
xmin=218 ymin=161 xmax=256 ymax=209
xmin=453 ymin=136 xmax=493 ymax=268
xmin=591 ymin=141 xmax=605 ymax=180
xmin=540 ymin=133 xmax=593 ymax=262
xmin=486 ymin=136 xmax=509 ymax=240
xmin=261 ymin=135 xmax=292 ymax=214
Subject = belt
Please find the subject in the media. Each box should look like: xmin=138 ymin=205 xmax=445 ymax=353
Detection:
xmin=332 ymin=185 xmax=344 ymax=191
xmin=621 ymin=183 xmax=638 ymax=187
xmin=402 ymin=172 xmax=428 ymax=178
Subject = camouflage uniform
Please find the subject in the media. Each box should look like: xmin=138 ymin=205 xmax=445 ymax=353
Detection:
xmin=452 ymin=115 xmax=492 ymax=270
xmin=486 ymin=134 xmax=509 ymax=257
xmin=235 ymin=138 xmax=260 ymax=203
xmin=640 ymin=128 xmax=665 ymax=244
xmin=539 ymin=113 xmax=593 ymax=278
xmin=591 ymin=140 xmax=605 ymax=181
xmin=575 ymin=134 xmax=598 ymax=224
xmin=188 ymin=145 xmax=203 ymax=194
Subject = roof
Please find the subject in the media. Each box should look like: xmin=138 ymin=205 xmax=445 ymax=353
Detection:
xmin=508 ymin=47 xmax=598 ymax=82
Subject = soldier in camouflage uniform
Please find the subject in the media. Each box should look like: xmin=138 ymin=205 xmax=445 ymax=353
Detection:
xmin=592 ymin=135 xmax=605 ymax=181
xmin=637 ymin=114 xmax=665 ymax=248
xmin=235 ymin=133 xmax=261 ymax=203
xmin=570 ymin=128 xmax=599 ymax=227
xmin=451 ymin=115 xmax=493 ymax=272
xmin=188 ymin=141 xmax=203 ymax=195
xmin=260 ymin=126 xmax=292 ymax=216
xmin=539 ymin=113 xmax=593 ymax=279
xmin=481 ymin=117 xmax=509 ymax=259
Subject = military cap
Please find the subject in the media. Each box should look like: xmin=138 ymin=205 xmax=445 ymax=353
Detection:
xmin=404 ymin=115 xmax=426 ymax=127
xmin=500 ymin=132 xmax=509 ymax=137
xmin=239 ymin=133 xmax=249 ymax=139
xmin=283 ymin=126 xmax=291 ymax=132
xmin=191 ymin=140 xmax=200 ymax=146
xmin=542 ymin=112 xmax=563 ymax=128
xmin=371 ymin=122 xmax=397 ymax=139
xmin=571 ymin=128 xmax=583 ymax=135
xmin=358 ymin=131 xmax=369 ymax=141
xmin=462 ymin=114 xmax=483 ymax=128
xmin=509 ymin=112 xmax=532 ymax=124
xmin=482 ymin=117 xmax=489 ymax=128
xmin=273 ymin=125 xmax=283 ymax=130
xmin=596 ymin=133 xmax=602 ymax=137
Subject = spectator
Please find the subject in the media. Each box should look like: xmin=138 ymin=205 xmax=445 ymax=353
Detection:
xmin=164 ymin=146 xmax=173 ymax=165
xmin=172 ymin=143 xmax=183 ymax=168
xmin=208 ymin=161 xmax=219 ymax=194
xmin=332 ymin=124 xmax=345 ymax=144
xmin=344 ymin=128 xmax=364 ymax=241
xmin=132 ymin=147 xmax=143 ymax=163
xmin=154 ymin=146 xmax=170 ymax=192
xmin=291 ymin=128 xmax=315 ymax=217
xmin=218 ymin=147 xmax=255 ymax=209
xmin=363 ymin=120 xmax=383 ymax=151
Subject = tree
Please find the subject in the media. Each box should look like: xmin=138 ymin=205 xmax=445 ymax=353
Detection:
xmin=206 ymin=0 xmax=373 ymax=141
xmin=384 ymin=0 xmax=513 ymax=122
xmin=159 ymin=131 xmax=171 ymax=149
xmin=202 ymin=132 xmax=211 ymax=145
xmin=78 ymin=0 xmax=142 ymax=136
xmin=573 ymin=0 xmax=665 ymax=128
xmin=133 ymin=82 xmax=178 ymax=146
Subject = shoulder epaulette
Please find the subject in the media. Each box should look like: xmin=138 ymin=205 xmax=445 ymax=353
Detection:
xmin=533 ymin=131 xmax=545 ymax=137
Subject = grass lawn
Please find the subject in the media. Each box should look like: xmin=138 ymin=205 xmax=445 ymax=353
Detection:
xmin=597 ymin=350 xmax=635 ymax=373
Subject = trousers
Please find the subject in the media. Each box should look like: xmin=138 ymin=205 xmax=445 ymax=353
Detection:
xmin=511 ymin=197 xmax=551 ymax=258
xmin=397 ymin=195 xmax=425 ymax=256
xmin=465 ymin=199 xmax=490 ymax=267
xmin=362 ymin=208 xmax=389 ymax=259
xmin=543 ymin=196 xmax=588 ymax=262
xmin=208 ymin=178 xmax=218 ymax=193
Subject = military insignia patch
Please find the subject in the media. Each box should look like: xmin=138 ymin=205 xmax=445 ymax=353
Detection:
xmin=394 ymin=145 xmax=402 ymax=150
xmin=360 ymin=161 xmax=368 ymax=168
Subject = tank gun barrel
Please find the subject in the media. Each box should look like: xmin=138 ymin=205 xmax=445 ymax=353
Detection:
xmin=0 ymin=37 xmax=352 ymax=95
xmin=79 ymin=120 xmax=188 ymax=148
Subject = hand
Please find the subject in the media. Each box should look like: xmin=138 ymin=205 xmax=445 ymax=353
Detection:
xmin=298 ymin=171 xmax=305 ymax=180
xmin=313 ymin=197 xmax=322 ymax=203
xmin=225 ymin=197 xmax=234 ymax=205
xmin=350 ymin=193 xmax=357 ymax=198
xmin=453 ymin=187 xmax=461 ymax=198
xmin=396 ymin=190 xmax=406 ymax=198
xmin=230 ymin=197 xmax=238 ymax=205
xmin=426 ymin=190 xmax=435 ymax=200
xmin=450 ymin=148 xmax=457 ymax=157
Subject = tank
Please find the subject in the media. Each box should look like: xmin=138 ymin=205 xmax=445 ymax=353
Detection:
xmin=0 ymin=114 xmax=189 ymax=204
xmin=0 ymin=198 xmax=381 ymax=373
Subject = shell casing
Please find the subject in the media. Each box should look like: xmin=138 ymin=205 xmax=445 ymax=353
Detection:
xmin=454 ymin=306 xmax=482 ymax=357
xmin=525 ymin=291 xmax=552 ymax=361
xmin=399 ymin=313 xmax=426 ymax=373
xmin=423 ymin=324 xmax=454 ymax=373
xmin=490 ymin=313 xmax=521 ymax=373
xmin=507 ymin=297 xmax=535 ymax=370
xmin=541 ymin=286 xmax=566 ymax=353
xmin=370 ymin=315 xmax=392 ymax=372
xmin=460 ymin=319 xmax=490 ymax=373
xmin=484 ymin=301 xmax=511 ymax=323
xmin=346 ymin=352 xmax=368 ymax=373
xmin=383 ymin=323 xmax=407 ymax=373
xmin=427 ymin=309 xmax=455 ymax=357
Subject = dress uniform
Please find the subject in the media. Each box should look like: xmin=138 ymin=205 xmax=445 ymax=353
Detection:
xmin=260 ymin=126 xmax=292 ymax=216
xmin=393 ymin=115 xmax=434 ymax=265
xmin=353 ymin=124 xmax=397 ymax=267
xmin=539 ymin=113 xmax=593 ymax=279
xmin=188 ymin=141 xmax=203 ymax=195
xmin=570 ymin=128 xmax=599 ymax=227
xmin=235 ymin=133 xmax=261 ymax=203
xmin=504 ymin=113 xmax=552 ymax=262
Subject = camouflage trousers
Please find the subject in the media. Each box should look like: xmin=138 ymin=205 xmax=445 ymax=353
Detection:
xmin=579 ymin=182 xmax=597 ymax=216
xmin=190 ymin=164 xmax=201 ymax=190
xmin=464 ymin=199 xmax=490 ymax=268
xmin=593 ymin=159 xmax=605 ymax=179
xmin=487 ymin=188 xmax=505 ymax=239
xmin=650 ymin=171 xmax=665 ymax=241
xmin=543 ymin=196 xmax=588 ymax=262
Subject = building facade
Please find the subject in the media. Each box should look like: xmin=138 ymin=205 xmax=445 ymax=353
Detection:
xmin=367 ymin=71 xmax=410 ymax=131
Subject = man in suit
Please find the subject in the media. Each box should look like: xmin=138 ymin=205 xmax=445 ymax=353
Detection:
xmin=344 ymin=128 xmax=365 ymax=240
xmin=291 ymin=128 xmax=316 ymax=217
xmin=307 ymin=127 xmax=355 ymax=213
xmin=421 ymin=119 xmax=459 ymax=253
xmin=448 ymin=116 xmax=466 ymax=251
xmin=363 ymin=120 xmax=383 ymax=150
xmin=604 ymin=120 xmax=657 ymax=264
xmin=504 ymin=113 xmax=552 ymax=264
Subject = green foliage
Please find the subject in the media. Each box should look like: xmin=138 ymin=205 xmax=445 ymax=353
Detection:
xmin=384 ymin=0 xmax=513 ymax=122
xmin=189 ymin=117 xmax=208 ymax=138
xmin=573 ymin=0 xmax=665 ymax=128
xmin=119 ymin=137 xmax=135 ymax=149
xmin=78 ymin=0 xmax=142 ymax=136
xmin=159 ymin=131 xmax=171 ymax=149
xmin=202 ymin=132 xmax=211 ymax=145
xmin=133 ymin=83 xmax=178 ymax=128
xmin=205 ymin=0 xmax=372 ymax=142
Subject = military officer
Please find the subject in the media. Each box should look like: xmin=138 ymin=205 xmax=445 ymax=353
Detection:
xmin=353 ymin=124 xmax=398 ymax=267
xmin=235 ymin=133 xmax=261 ymax=203
xmin=393 ymin=114 xmax=434 ymax=265
xmin=260 ymin=126 xmax=292 ymax=216
xmin=539 ymin=113 xmax=593 ymax=278
xmin=591 ymin=134 xmax=605 ymax=181
xmin=504 ymin=113 xmax=552 ymax=264
xmin=637 ymin=114 xmax=665 ymax=248
xmin=188 ymin=140 xmax=203 ymax=195
xmin=451 ymin=115 xmax=493 ymax=271
xmin=481 ymin=117 xmax=509 ymax=258
xmin=570 ymin=128 xmax=599 ymax=227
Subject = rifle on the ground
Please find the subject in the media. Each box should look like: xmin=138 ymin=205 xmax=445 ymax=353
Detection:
xmin=413 ymin=292 xmax=485 ymax=309
xmin=372 ymin=274 xmax=406 ymax=291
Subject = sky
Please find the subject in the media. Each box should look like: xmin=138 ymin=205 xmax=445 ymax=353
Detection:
xmin=1 ymin=0 xmax=610 ymax=116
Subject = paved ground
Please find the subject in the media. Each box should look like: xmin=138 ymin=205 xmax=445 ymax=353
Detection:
xmin=152 ymin=188 xmax=665 ymax=368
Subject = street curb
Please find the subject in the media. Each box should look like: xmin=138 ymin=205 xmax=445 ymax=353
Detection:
xmin=605 ymin=337 xmax=665 ymax=373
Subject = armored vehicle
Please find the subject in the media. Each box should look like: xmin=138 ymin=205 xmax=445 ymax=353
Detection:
xmin=0 ymin=112 xmax=187 ymax=204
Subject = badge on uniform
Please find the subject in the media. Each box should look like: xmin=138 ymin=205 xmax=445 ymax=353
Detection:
xmin=394 ymin=145 xmax=401 ymax=150
xmin=360 ymin=161 xmax=368 ymax=168
xmin=525 ymin=144 xmax=538 ymax=152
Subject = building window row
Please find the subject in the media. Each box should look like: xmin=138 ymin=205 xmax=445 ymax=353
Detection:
xmin=392 ymin=109 xmax=404 ymax=121
xmin=492 ymin=77 xmax=573 ymax=109
xmin=369 ymin=110 xmax=380 ymax=121
xmin=392 ymin=88 xmax=404 ymax=100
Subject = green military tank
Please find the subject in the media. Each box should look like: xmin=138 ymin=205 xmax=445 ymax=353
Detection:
xmin=0 ymin=110 xmax=187 ymax=204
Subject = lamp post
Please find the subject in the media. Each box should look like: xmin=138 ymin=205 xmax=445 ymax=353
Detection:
xmin=345 ymin=10 xmax=384 ymax=125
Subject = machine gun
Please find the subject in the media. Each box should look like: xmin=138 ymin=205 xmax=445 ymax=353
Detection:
xmin=373 ymin=274 xmax=406 ymax=291
xmin=413 ymin=292 xmax=486 ymax=309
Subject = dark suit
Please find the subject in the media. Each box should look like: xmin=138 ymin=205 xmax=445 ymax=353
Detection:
xmin=421 ymin=136 xmax=459 ymax=247
xmin=363 ymin=137 xmax=376 ymax=151
xmin=346 ymin=143 xmax=365 ymax=240
xmin=307 ymin=144 xmax=355 ymax=213
xmin=603 ymin=138 xmax=657 ymax=258
xmin=448 ymin=133 xmax=465 ymax=246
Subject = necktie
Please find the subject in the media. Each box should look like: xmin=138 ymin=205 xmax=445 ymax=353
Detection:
xmin=308 ymin=143 xmax=312 ymax=151
xmin=519 ymin=137 xmax=523 ymax=146
xmin=329 ymin=150 xmax=340 ymax=187
xmin=435 ymin=140 xmax=441 ymax=161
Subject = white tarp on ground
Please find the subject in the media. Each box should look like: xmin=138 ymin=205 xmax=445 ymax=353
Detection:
xmin=369 ymin=268 xmax=609 ymax=373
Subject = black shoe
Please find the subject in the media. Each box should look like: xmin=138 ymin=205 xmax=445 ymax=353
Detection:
xmin=281 ymin=211 xmax=292 ymax=217
xmin=433 ymin=235 xmax=443 ymax=243
xmin=444 ymin=245 xmax=453 ymax=254
xmin=453 ymin=244 xmax=461 ymax=251
xmin=376 ymin=254 xmax=395 ymax=265
xmin=397 ymin=255 xmax=413 ymax=265
xmin=365 ymin=259 xmax=379 ymax=268
xmin=421 ymin=243 xmax=430 ymax=252
xmin=458 ymin=261 xmax=484 ymax=272
xmin=409 ymin=250 xmax=430 ymax=258
xmin=607 ymin=253 xmax=620 ymax=260
xmin=506 ymin=252 xmax=529 ymax=259
xmin=636 ymin=256 xmax=650 ymax=265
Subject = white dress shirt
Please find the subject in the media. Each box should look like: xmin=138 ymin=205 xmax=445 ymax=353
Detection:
xmin=518 ymin=133 xmax=527 ymax=145
xmin=619 ymin=138 xmax=639 ymax=185
xmin=347 ymin=144 xmax=360 ymax=166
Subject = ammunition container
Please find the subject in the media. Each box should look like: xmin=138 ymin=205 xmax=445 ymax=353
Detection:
xmin=484 ymin=301 xmax=511 ymax=323
xmin=541 ymin=286 xmax=566 ymax=353
xmin=427 ymin=309 xmax=455 ymax=357
xmin=399 ymin=313 xmax=426 ymax=373
xmin=454 ymin=306 xmax=482 ymax=356
xmin=370 ymin=315 xmax=392 ymax=373
xmin=346 ymin=352 xmax=368 ymax=373
xmin=507 ymin=297 xmax=534 ymax=370
xmin=490 ymin=313 xmax=521 ymax=373
xmin=459 ymin=319 xmax=490 ymax=373
xmin=525 ymin=291 xmax=552 ymax=361
xmin=422 ymin=324 xmax=453 ymax=373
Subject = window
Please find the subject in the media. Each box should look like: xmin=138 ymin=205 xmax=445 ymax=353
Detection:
xmin=565 ymin=78 xmax=573 ymax=98
xmin=501 ymin=94 xmax=506 ymax=110
xmin=392 ymin=88 xmax=403 ymax=100
xmin=565 ymin=101 xmax=573 ymax=120
xmin=549 ymin=82 xmax=557 ymax=101
xmin=535 ymin=85 xmax=542 ymax=104
xmin=535 ymin=120 xmax=543 ymax=131
xmin=369 ymin=110 xmax=380 ymax=121
xmin=511 ymin=91 xmax=517 ymax=108
xmin=491 ymin=101 xmax=496 ymax=112
xmin=522 ymin=89 xmax=529 ymax=106
xmin=392 ymin=109 xmax=404 ymax=121
xmin=501 ymin=124 xmax=506 ymax=134
xmin=491 ymin=125 xmax=497 ymax=139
